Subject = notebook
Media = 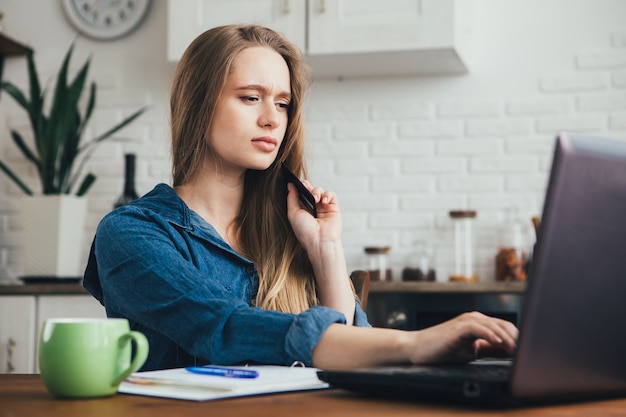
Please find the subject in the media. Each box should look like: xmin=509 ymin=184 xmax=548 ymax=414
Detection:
xmin=119 ymin=365 xmax=328 ymax=401
xmin=318 ymin=132 xmax=626 ymax=406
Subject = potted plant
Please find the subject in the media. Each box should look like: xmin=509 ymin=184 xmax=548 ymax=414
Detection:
xmin=0 ymin=44 xmax=146 ymax=278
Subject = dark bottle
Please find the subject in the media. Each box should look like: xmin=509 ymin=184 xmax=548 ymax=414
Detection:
xmin=114 ymin=153 xmax=139 ymax=208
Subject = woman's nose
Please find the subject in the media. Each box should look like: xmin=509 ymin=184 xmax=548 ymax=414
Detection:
xmin=259 ymin=103 xmax=280 ymax=128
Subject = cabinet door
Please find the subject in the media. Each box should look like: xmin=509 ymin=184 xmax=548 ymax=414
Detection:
xmin=167 ymin=0 xmax=306 ymax=61
xmin=308 ymin=0 xmax=416 ymax=54
xmin=0 ymin=296 xmax=36 ymax=373
xmin=34 ymin=295 xmax=106 ymax=373
xmin=306 ymin=0 xmax=472 ymax=77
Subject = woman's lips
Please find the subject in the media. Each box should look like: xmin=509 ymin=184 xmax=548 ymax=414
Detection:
xmin=251 ymin=136 xmax=278 ymax=152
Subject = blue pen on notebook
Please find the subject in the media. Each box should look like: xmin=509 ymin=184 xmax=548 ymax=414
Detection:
xmin=185 ymin=365 xmax=259 ymax=379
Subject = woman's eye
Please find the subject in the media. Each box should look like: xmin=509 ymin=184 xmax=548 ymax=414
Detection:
xmin=241 ymin=96 xmax=259 ymax=102
xmin=276 ymin=102 xmax=290 ymax=110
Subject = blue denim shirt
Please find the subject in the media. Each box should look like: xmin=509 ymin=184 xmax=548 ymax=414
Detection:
xmin=83 ymin=183 xmax=370 ymax=371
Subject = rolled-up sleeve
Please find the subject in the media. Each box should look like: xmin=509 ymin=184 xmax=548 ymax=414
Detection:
xmin=354 ymin=301 xmax=370 ymax=327
xmin=284 ymin=307 xmax=347 ymax=365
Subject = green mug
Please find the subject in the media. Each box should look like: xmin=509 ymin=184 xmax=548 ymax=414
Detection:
xmin=39 ymin=318 xmax=149 ymax=398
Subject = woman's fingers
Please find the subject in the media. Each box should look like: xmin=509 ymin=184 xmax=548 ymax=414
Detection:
xmin=409 ymin=312 xmax=519 ymax=364
xmin=466 ymin=312 xmax=517 ymax=345
xmin=459 ymin=312 xmax=518 ymax=357
xmin=305 ymin=183 xmax=335 ymax=205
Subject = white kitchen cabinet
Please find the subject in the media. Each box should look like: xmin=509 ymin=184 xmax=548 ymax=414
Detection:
xmin=306 ymin=0 xmax=473 ymax=77
xmin=36 ymin=295 xmax=106 ymax=334
xmin=167 ymin=0 xmax=306 ymax=61
xmin=33 ymin=295 xmax=106 ymax=373
xmin=0 ymin=294 xmax=105 ymax=374
xmin=0 ymin=296 xmax=36 ymax=374
xmin=167 ymin=0 xmax=472 ymax=78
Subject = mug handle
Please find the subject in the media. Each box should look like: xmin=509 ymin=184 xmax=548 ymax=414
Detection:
xmin=111 ymin=330 xmax=149 ymax=387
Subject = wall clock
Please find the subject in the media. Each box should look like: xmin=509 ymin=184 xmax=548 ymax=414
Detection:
xmin=61 ymin=0 xmax=152 ymax=41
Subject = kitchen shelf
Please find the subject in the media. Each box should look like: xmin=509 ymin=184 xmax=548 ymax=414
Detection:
xmin=0 ymin=31 xmax=32 ymax=85
xmin=0 ymin=32 xmax=31 ymax=56
xmin=0 ymin=283 xmax=88 ymax=295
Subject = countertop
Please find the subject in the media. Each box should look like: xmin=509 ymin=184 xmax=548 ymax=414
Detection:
xmin=0 ymin=282 xmax=89 ymax=295
xmin=369 ymin=280 xmax=526 ymax=293
xmin=0 ymin=280 xmax=526 ymax=296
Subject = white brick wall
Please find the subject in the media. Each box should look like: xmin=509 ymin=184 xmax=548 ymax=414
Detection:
xmin=0 ymin=1 xmax=625 ymax=284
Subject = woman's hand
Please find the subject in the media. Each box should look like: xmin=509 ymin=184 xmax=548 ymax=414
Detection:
xmin=406 ymin=312 xmax=518 ymax=364
xmin=286 ymin=180 xmax=355 ymax=324
xmin=285 ymin=181 xmax=342 ymax=251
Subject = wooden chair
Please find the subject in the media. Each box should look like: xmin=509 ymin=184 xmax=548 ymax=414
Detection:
xmin=349 ymin=270 xmax=371 ymax=310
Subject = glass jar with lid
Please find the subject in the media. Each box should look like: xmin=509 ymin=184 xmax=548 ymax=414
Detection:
xmin=402 ymin=240 xmax=436 ymax=281
xmin=364 ymin=246 xmax=392 ymax=282
xmin=449 ymin=210 xmax=478 ymax=282
xmin=495 ymin=207 xmax=529 ymax=281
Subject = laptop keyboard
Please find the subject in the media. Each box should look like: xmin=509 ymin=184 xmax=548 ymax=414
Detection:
xmin=378 ymin=364 xmax=512 ymax=381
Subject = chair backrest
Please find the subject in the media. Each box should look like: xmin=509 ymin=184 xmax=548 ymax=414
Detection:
xmin=349 ymin=270 xmax=370 ymax=310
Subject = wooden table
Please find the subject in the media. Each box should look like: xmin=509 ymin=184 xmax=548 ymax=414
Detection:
xmin=4 ymin=374 xmax=626 ymax=417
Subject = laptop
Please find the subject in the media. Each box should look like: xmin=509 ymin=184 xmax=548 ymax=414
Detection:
xmin=318 ymin=132 xmax=626 ymax=406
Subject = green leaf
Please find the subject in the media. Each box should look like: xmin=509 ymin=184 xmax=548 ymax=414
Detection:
xmin=79 ymin=82 xmax=96 ymax=140
xmin=0 ymin=81 xmax=30 ymax=110
xmin=56 ymin=61 xmax=91 ymax=193
xmin=75 ymin=172 xmax=96 ymax=197
xmin=26 ymin=51 xmax=43 ymax=131
xmin=87 ymin=107 xmax=148 ymax=146
xmin=10 ymin=130 xmax=40 ymax=170
xmin=65 ymin=141 xmax=98 ymax=193
xmin=44 ymin=45 xmax=77 ymax=193
xmin=0 ymin=159 xmax=33 ymax=195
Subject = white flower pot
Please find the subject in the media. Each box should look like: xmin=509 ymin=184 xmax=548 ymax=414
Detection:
xmin=21 ymin=195 xmax=88 ymax=277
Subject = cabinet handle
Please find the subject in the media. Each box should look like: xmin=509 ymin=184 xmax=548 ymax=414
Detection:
xmin=283 ymin=0 xmax=290 ymax=14
xmin=6 ymin=338 xmax=16 ymax=374
xmin=318 ymin=0 xmax=326 ymax=13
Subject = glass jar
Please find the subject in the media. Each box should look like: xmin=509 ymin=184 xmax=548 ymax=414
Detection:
xmin=402 ymin=240 xmax=436 ymax=281
xmin=495 ymin=208 xmax=529 ymax=281
xmin=364 ymin=246 xmax=392 ymax=282
xmin=449 ymin=210 xmax=478 ymax=282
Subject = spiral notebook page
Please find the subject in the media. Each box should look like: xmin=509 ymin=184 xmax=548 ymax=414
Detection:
xmin=119 ymin=365 xmax=329 ymax=401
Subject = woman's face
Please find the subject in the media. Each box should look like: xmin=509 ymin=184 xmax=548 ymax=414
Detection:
xmin=207 ymin=46 xmax=291 ymax=175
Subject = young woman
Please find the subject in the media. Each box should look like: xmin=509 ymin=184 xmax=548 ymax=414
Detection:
xmin=84 ymin=24 xmax=517 ymax=371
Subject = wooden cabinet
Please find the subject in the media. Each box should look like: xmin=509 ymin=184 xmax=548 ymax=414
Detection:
xmin=0 ymin=296 xmax=36 ymax=374
xmin=0 ymin=294 xmax=105 ymax=373
xmin=167 ymin=0 xmax=472 ymax=78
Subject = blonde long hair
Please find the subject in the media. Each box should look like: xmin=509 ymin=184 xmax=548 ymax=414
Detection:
xmin=170 ymin=24 xmax=316 ymax=313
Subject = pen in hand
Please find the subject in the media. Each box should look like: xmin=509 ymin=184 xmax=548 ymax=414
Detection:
xmin=185 ymin=366 xmax=259 ymax=379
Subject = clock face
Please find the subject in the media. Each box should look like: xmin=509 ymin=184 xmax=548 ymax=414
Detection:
xmin=62 ymin=0 xmax=152 ymax=41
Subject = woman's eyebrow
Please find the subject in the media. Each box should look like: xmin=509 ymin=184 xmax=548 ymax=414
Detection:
xmin=235 ymin=84 xmax=291 ymax=99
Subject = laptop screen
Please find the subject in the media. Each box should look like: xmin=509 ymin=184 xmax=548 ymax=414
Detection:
xmin=511 ymin=132 xmax=626 ymax=399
